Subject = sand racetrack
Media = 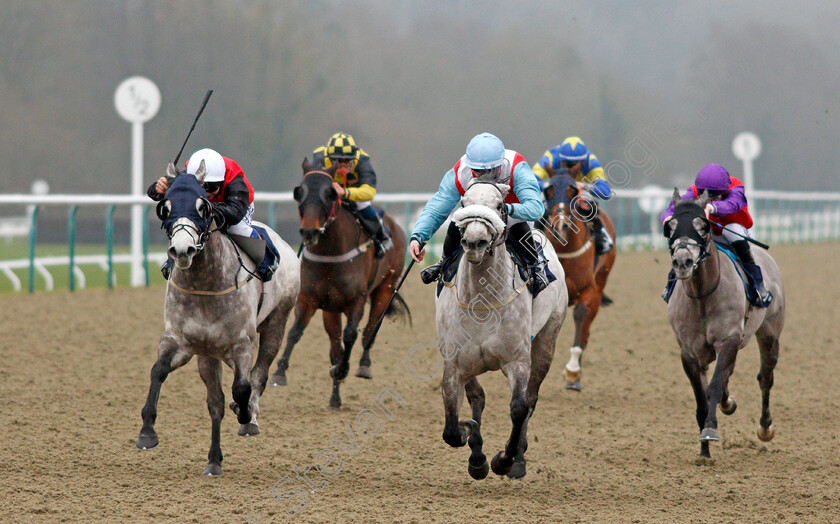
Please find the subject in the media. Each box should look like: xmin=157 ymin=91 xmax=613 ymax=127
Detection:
xmin=1 ymin=243 xmax=838 ymax=523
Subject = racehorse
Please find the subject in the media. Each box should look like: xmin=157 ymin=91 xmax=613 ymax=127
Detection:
xmin=438 ymin=181 xmax=568 ymax=479
xmin=543 ymin=174 xmax=616 ymax=390
xmin=269 ymin=158 xmax=409 ymax=409
xmin=136 ymin=162 xmax=300 ymax=475
xmin=665 ymin=189 xmax=784 ymax=458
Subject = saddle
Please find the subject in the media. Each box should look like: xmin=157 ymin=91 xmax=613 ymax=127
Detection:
xmin=715 ymin=241 xmax=763 ymax=307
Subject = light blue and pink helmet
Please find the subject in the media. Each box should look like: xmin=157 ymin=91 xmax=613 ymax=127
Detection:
xmin=465 ymin=133 xmax=505 ymax=170
xmin=694 ymin=164 xmax=732 ymax=192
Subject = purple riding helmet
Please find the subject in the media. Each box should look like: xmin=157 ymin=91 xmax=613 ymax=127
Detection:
xmin=694 ymin=163 xmax=732 ymax=191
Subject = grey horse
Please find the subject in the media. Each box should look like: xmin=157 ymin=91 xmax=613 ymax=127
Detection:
xmin=136 ymin=162 xmax=300 ymax=476
xmin=665 ymin=189 xmax=784 ymax=458
xmin=437 ymin=181 xmax=568 ymax=479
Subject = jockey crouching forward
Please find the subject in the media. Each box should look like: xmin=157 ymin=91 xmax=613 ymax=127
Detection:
xmin=312 ymin=132 xmax=393 ymax=259
xmin=532 ymin=136 xmax=614 ymax=254
xmin=660 ymin=163 xmax=773 ymax=307
xmin=409 ymin=132 xmax=549 ymax=295
xmin=148 ymin=148 xmax=280 ymax=281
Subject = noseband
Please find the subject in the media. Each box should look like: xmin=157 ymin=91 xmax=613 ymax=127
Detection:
xmin=300 ymin=171 xmax=340 ymax=235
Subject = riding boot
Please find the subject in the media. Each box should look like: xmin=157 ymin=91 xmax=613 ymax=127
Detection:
xmin=591 ymin=215 xmax=614 ymax=255
xmin=160 ymin=258 xmax=173 ymax=280
xmin=507 ymin=222 xmax=549 ymax=295
xmin=251 ymin=226 xmax=281 ymax=282
xmin=661 ymin=269 xmax=677 ymax=303
xmin=420 ymin=221 xmax=461 ymax=284
xmin=731 ymin=240 xmax=773 ymax=307
xmin=358 ymin=206 xmax=393 ymax=259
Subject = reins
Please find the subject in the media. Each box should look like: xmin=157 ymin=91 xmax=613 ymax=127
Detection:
xmin=167 ymin=231 xmax=259 ymax=297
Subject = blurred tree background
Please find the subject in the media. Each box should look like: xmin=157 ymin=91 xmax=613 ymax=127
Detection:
xmin=1 ymin=0 xmax=838 ymax=201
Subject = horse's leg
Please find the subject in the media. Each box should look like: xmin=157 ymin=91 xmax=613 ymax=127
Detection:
xmin=491 ymin=360 xmax=530 ymax=477
xmin=464 ymin=377 xmax=488 ymax=480
xmin=242 ymin=305 xmax=294 ymax=436
xmin=441 ymin=361 xmax=473 ymax=448
xmin=331 ymin=299 xmax=365 ymax=382
xmin=270 ymin=299 xmax=317 ymax=387
xmin=357 ymin=278 xmax=397 ymax=379
xmin=228 ymin=340 xmax=257 ymax=426
xmin=508 ymin=310 xmax=564 ymax=479
xmin=322 ymin=311 xmax=344 ymax=409
xmin=755 ymin=332 xmax=780 ymax=441
xmin=197 ymin=356 xmax=224 ymax=476
xmin=701 ymin=338 xmax=740 ymax=444
xmin=681 ymin=350 xmax=711 ymax=457
xmin=564 ymin=286 xmax=602 ymax=391
xmin=136 ymin=336 xmax=192 ymax=450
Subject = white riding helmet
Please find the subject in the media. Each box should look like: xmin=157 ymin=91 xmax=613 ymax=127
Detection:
xmin=186 ymin=148 xmax=226 ymax=183
xmin=465 ymin=133 xmax=505 ymax=170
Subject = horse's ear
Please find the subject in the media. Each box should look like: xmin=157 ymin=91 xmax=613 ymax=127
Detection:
xmin=302 ymin=157 xmax=311 ymax=173
xmin=325 ymin=162 xmax=339 ymax=177
xmin=494 ymin=183 xmax=509 ymax=199
xmin=544 ymin=185 xmax=555 ymax=202
xmin=293 ymin=185 xmax=304 ymax=202
xmin=194 ymin=160 xmax=207 ymax=184
xmin=567 ymin=183 xmax=579 ymax=200
xmin=672 ymin=187 xmax=681 ymax=204
xmin=697 ymin=189 xmax=710 ymax=208
xmin=166 ymin=162 xmax=178 ymax=180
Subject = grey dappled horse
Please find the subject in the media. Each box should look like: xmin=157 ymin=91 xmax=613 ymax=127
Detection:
xmin=136 ymin=162 xmax=300 ymax=476
xmin=665 ymin=190 xmax=785 ymax=458
xmin=437 ymin=181 xmax=568 ymax=479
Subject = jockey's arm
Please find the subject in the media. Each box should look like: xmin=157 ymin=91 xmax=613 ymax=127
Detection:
xmin=579 ymin=156 xmax=613 ymax=200
xmin=508 ymin=162 xmax=546 ymax=222
xmin=147 ymin=180 xmax=165 ymax=202
xmin=410 ymin=169 xmax=461 ymax=244
xmin=531 ymin=150 xmax=556 ymax=182
xmin=213 ymin=175 xmax=250 ymax=227
xmin=344 ymin=156 xmax=377 ymax=202
xmin=659 ymin=187 xmax=696 ymax=224
xmin=708 ymin=185 xmax=746 ymax=216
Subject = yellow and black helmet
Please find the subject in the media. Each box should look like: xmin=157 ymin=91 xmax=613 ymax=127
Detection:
xmin=326 ymin=132 xmax=358 ymax=160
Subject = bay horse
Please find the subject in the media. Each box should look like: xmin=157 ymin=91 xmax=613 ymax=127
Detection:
xmin=438 ymin=181 xmax=568 ymax=479
xmin=665 ymin=189 xmax=784 ymax=458
xmin=269 ymin=158 xmax=409 ymax=409
xmin=543 ymin=174 xmax=616 ymax=390
xmin=136 ymin=162 xmax=300 ymax=476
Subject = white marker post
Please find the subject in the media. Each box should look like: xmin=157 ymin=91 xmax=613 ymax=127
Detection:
xmin=732 ymin=132 xmax=762 ymax=195
xmin=115 ymin=76 xmax=161 ymax=287
xmin=639 ymin=184 xmax=669 ymax=249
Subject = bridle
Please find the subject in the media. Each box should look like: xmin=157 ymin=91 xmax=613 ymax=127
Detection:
xmin=668 ymin=220 xmax=720 ymax=299
xmin=462 ymin=180 xmax=509 ymax=248
xmin=299 ymin=170 xmax=340 ymax=235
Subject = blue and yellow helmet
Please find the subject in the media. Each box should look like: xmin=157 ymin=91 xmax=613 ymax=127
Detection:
xmin=557 ymin=136 xmax=589 ymax=162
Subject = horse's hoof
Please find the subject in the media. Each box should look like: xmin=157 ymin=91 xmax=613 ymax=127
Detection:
xmin=238 ymin=423 xmax=260 ymax=437
xmin=330 ymin=363 xmax=349 ymax=381
xmin=355 ymin=366 xmax=373 ymax=379
xmin=564 ymin=368 xmax=581 ymax=383
xmin=757 ymin=423 xmax=775 ymax=442
xmin=136 ymin=432 xmax=159 ymax=450
xmin=468 ymin=458 xmax=489 ymax=480
xmin=506 ymin=458 xmax=527 ymax=479
xmin=202 ymin=463 xmax=223 ymax=476
xmin=699 ymin=428 xmax=720 ymax=442
xmin=491 ymin=451 xmax=513 ymax=476
xmin=721 ymin=397 xmax=737 ymax=415
xmin=269 ymin=373 xmax=287 ymax=387
xmin=565 ymin=380 xmax=582 ymax=391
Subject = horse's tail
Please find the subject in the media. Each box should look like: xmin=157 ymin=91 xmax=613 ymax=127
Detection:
xmin=385 ymin=292 xmax=413 ymax=327
xmin=600 ymin=293 xmax=614 ymax=306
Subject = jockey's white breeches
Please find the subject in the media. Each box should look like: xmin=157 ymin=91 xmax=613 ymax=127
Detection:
xmin=712 ymin=222 xmax=750 ymax=246
xmin=227 ymin=203 xmax=256 ymax=237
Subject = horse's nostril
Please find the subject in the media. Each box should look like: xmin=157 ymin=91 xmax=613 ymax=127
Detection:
xmin=672 ymin=259 xmax=679 ymax=268
xmin=186 ymin=246 xmax=196 ymax=257
xmin=168 ymin=247 xmax=178 ymax=258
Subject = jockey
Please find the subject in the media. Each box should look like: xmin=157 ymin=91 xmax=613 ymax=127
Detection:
xmin=312 ymin=132 xmax=393 ymax=259
xmin=532 ymin=136 xmax=614 ymax=254
xmin=659 ymin=163 xmax=773 ymax=307
xmin=148 ymin=148 xmax=280 ymax=282
xmin=409 ymin=132 xmax=549 ymax=294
